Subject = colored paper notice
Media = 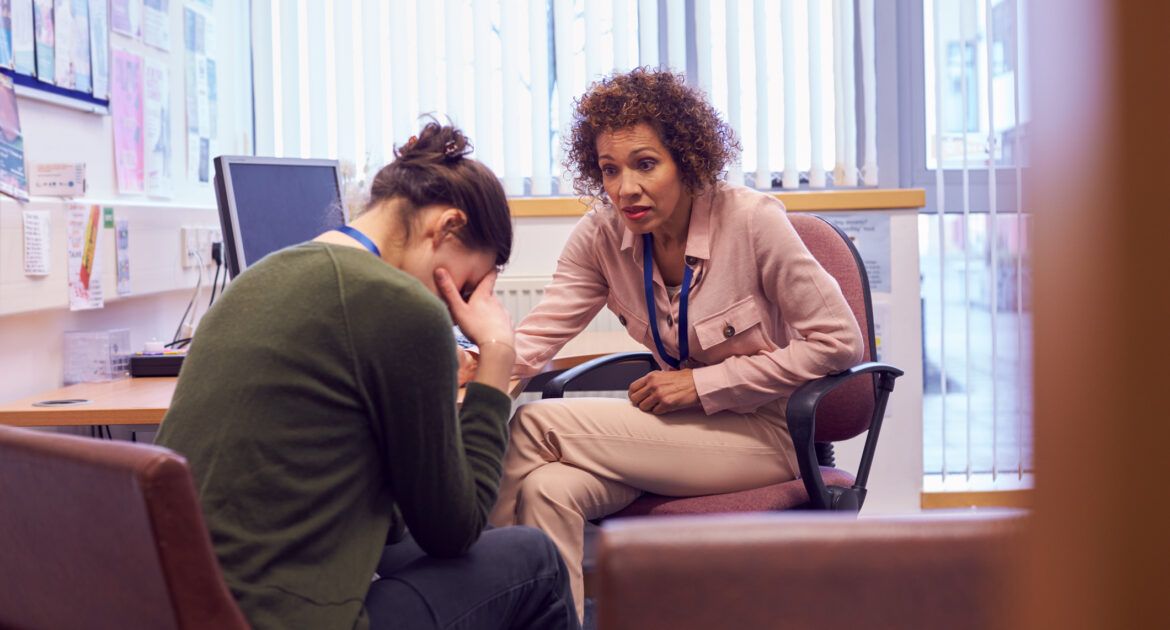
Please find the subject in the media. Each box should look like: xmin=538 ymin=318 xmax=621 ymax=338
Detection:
xmin=87 ymin=0 xmax=107 ymax=98
xmin=67 ymin=204 xmax=104 ymax=310
xmin=144 ymin=57 xmax=171 ymax=197
xmin=11 ymin=0 xmax=34 ymax=74
xmin=52 ymin=0 xmax=90 ymax=92
xmin=0 ymin=73 xmax=28 ymax=200
xmin=115 ymin=217 xmax=130 ymax=295
xmin=22 ymin=209 xmax=50 ymax=276
xmin=31 ymin=0 xmax=52 ymax=83
xmin=111 ymin=49 xmax=143 ymax=194
xmin=142 ymin=0 xmax=167 ymax=51
xmin=109 ymin=0 xmax=139 ymax=39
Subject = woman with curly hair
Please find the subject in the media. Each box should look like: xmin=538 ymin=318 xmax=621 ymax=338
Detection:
xmin=484 ymin=68 xmax=864 ymax=621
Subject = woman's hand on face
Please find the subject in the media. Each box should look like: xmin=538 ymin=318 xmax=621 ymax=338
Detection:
xmin=435 ymin=268 xmax=515 ymax=350
xmin=628 ymin=369 xmax=700 ymax=415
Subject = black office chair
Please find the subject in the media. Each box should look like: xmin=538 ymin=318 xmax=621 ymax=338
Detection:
xmin=542 ymin=213 xmax=904 ymax=516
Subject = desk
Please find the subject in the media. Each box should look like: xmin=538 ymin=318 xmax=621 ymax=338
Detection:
xmin=0 ymin=332 xmax=643 ymax=428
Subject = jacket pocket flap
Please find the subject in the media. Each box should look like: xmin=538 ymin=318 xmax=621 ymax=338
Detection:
xmin=694 ymin=297 xmax=763 ymax=350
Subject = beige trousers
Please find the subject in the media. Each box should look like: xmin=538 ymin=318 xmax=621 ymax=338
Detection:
xmin=488 ymin=397 xmax=798 ymax=621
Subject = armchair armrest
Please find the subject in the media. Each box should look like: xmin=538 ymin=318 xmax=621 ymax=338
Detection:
xmin=786 ymin=362 xmax=904 ymax=511
xmin=542 ymin=352 xmax=659 ymax=399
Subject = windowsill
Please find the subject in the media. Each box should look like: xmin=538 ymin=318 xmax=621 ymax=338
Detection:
xmin=508 ymin=188 xmax=927 ymax=218
xmin=921 ymin=472 xmax=1034 ymax=509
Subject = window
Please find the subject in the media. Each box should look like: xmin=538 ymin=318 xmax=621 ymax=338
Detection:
xmin=251 ymin=0 xmax=878 ymax=199
xmin=915 ymin=0 xmax=1032 ymax=488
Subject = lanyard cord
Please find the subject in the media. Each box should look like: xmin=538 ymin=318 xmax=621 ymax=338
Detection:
xmin=336 ymin=225 xmax=382 ymax=258
xmin=642 ymin=233 xmax=693 ymax=369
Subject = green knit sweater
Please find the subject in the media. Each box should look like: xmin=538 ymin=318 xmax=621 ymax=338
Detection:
xmin=156 ymin=243 xmax=510 ymax=630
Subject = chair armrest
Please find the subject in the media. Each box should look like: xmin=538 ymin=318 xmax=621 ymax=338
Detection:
xmin=786 ymin=362 xmax=905 ymax=510
xmin=542 ymin=352 xmax=659 ymax=399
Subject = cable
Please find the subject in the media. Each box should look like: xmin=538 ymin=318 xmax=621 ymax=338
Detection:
xmin=172 ymin=251 xmax=206 ymax=343
xmin=208 ymin=249 xmax=222 ymax=308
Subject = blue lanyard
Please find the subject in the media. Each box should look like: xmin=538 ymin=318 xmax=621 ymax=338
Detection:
xmin=336 ymin=225 xmax=382 ymax=258
xmin=642 ymin=233 xmax=694 ymax=369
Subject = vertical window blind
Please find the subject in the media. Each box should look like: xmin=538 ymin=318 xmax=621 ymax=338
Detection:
xmin=251 ymin=0 xmax=878 ymax=197
xmin=921 ymin=0 xmax=1031 ymax=489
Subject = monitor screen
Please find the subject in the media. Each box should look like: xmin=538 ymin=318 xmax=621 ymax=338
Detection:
xmin=213 ymin=156 xmax=345 ymax=276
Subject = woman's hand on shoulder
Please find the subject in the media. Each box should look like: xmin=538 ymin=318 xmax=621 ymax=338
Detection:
xmin=628 ymin=369 xmax=700 ymax=415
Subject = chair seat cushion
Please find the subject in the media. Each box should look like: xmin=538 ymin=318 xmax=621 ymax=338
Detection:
xmin=608 ymin=467 xmax=857 ymax=518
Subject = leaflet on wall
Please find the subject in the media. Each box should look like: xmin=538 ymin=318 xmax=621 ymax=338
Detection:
xmin=111 ymin=48 xmax=143 ymax=193
xmin=52 ymin=0 xmax=90 ymax=92
xmin=184 ymin=4 xmax=213 ymax=182
xmin=1 ymin=0 xmax=14 ymax=68
xmin=0 ymin=73 xmax=28 ymax=200
xmin=22 ymin=209 xmax=50 ymax=276
xmin=822 ymin=212 xmax=892 ymax=293
xmin=872 ymin=300 xmax=889 ymax=362
xmin=31 ymin=0 xmax=52 ymax=83
xmin=67 ymin=204 xmax=104 ymax=310
xmin=144 ymin=58 xmax=171 ymax=197
xmin=109 ymin=0 xmax=139 ymax=39
xmin=142 ymin=0 xmax=167 ymax=50
xmin=11 ymin=0 xmax=34 ymax=74
xmin=87 ymin=0 xmax=106 ymax=98
xmin=115 ymin=217 xmax=130 ymax=295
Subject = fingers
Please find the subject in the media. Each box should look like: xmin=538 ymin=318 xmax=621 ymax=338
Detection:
xmin=471 ymin=269 xmax=499 ymax=301
xmin=434 ymin=268 xmax=465 ymax=308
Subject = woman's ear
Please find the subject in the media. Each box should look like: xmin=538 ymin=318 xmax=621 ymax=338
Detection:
xmin=431 ymin=207 xmax=467 ymax=246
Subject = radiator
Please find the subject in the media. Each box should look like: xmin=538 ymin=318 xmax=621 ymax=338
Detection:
xmin=493 ymin=276 xmax=622 ymax=332
xmin=495 ymin=275 xmax=628 ymax=402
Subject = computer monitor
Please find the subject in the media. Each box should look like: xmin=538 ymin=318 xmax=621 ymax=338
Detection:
xmin=213 ymin=156 xmax=345 ymax=277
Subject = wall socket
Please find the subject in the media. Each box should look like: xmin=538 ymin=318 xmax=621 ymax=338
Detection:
xmin=180 ymin=226 xmax=223 ymax=268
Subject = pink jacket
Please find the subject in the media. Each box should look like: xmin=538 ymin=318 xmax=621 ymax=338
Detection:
xmin=513 ymin=182 xmax=864 ymax=415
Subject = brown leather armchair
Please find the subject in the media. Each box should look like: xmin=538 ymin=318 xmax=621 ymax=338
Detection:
xmin=596 ymin=511 xmax=1024 ymax=630
xmin=0 ymin=425 xmax=249 ymax=630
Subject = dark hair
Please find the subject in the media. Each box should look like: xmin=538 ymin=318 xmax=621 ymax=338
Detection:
xmin=367 ymin=120 xmax=512 ymax=266
xmin=566 ymin=68 xmax=741 ymax=199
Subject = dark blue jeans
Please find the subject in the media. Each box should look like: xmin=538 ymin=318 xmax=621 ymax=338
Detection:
xmin=365 ymin=526 xmax=580 ymax=630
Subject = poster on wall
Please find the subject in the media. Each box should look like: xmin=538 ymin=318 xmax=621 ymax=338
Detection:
xmin=0 ymin=73 xmax=28 ymax=200
xmin=184 ymin=4 xmax=214 ymax=183
xmin=66 ymin=204 xmax=104 ymax=310
xmin=109 ymin=0 xmax=139 ymax=39
xmin=11 ymin=0 xmax=34 ymax=74
xmin=87 ymin=0 xmax=107 ymax=98
xmin=111 ymin=49 xmax=143 ymax=193
xmin=31 ymin=0 xmax=52 ymax=83
xmin=144 ymin=58 xmax=171 ymax=197
xmin=142 ymin=0 xmax=167 ymax=51
xmin=1 ymin=0 xmax=14 ymax=68
xmin=52 ymin=0 xmax=89 ymax=92
xmin=823 ymin=213 xmax=893 ymax=293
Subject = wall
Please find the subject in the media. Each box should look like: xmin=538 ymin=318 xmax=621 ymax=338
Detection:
xmin=504 ymin=207 xmax=924 ymax=515
xmin=0 ymin=1 xmax=251 ymax=403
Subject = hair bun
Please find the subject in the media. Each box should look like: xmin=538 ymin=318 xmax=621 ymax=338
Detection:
xmin=395 ymin=119 xmax=472 ymax=165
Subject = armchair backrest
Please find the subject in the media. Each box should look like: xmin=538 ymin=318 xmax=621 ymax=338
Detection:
xmin=0 ymin=426 xmax=249 ymax=630
xmin=789 ymin=214 xmax=877 ymax=442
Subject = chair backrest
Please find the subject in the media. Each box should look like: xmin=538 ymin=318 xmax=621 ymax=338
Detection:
xmin=789 ymin=214 xmax=877 ymax=442
xmin=0 ymin=426 xmax=249 ymax=630
xmin=598 ymin=511 xmax=1024 ymax=630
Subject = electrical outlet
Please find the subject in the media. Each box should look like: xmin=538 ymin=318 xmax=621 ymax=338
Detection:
xmin=180 ymin=226 xmax=199 ymax=268
xmin=181 ymin=226 xmax=223 ymax=268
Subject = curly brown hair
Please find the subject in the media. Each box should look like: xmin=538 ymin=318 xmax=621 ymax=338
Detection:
xmin=565 ymin=68 xmax=741 ymax=199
